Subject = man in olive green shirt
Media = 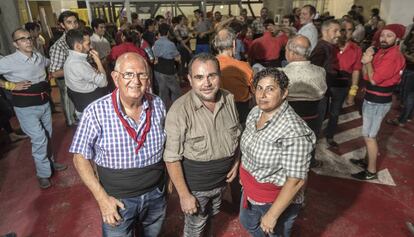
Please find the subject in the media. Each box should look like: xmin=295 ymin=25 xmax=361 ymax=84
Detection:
xmin=164 ymin=53 xmax=242 ymax=237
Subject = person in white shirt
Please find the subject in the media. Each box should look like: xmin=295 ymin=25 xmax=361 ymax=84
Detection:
xmin=64 ymin=29 xmax=107 ymax=118
xmin=298 ymin=5 xmax=318 ymax=52
xmin=90 ymin=18 xmax=111 ymax=62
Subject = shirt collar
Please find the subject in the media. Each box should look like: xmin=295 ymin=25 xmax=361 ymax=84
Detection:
xmin=115 ymin=89 xmax=150 ymax=118
xmin=191 ymin=89 xmax=226 ymax=111
xmin=68 ymin=50 xmax=88 ymax=59
xmin=15 ymin=50 xmax=37 ymax=63
xmin=93 ymin=33 xmax=104 ymax=39
xmin=252 ymin=100 xmax=289 ymax=126
xmin=286 ymin=60 xmax=310 ymax=66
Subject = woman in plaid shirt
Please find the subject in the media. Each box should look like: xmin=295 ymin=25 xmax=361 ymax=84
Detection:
xmin=239 ymin=68 xmax=316 ymax=237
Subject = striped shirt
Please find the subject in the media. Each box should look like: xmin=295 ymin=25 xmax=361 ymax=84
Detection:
xmin=69 ymin=90 xmax=166 ymax=169
xmin=241 ymin=101 xmax=315 ymax=204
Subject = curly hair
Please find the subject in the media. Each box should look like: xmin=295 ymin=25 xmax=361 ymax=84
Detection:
xmin=253 ymin=67 xmax=289 ymax=94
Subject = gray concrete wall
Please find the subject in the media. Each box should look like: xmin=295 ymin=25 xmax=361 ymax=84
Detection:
xmin=0 ymin=0 xmax=21 ymax=55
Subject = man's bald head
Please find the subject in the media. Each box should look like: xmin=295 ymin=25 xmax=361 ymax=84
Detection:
xmin=286 ymin=35 xmax=311 ymax=60
xmin=213 ymin=28 xmax=235 ymax=52
xmin=114 ymin=52 xmax=149 ymax=73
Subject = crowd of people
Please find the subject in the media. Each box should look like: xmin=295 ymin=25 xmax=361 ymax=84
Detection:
xmin=0 ymin=3 xmax=414 ymax=237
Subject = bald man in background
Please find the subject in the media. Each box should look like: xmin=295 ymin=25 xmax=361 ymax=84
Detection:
xmin=71 ymin=53 xmax=167 ymax=237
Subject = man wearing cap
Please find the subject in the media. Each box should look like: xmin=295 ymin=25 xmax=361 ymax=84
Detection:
xmin=351 ymin=24 xmax=406 ymax=180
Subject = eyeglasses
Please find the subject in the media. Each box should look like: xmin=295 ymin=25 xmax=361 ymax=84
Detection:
xmin=14 ymin=36 xmax=32 ymax=42
xmin=115 ymin=71 xmax=150 ymax=81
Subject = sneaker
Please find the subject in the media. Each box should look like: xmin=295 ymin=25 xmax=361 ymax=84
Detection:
xmin=351 ymin=170 xmax=377 ymax=180
xmin=386 ymin=118 xmax=405 ymax=127
xmin=38 ymin=177 xmax=51 ymax=189
xmin=326 ymin=138 xmax=339 ymax=148
xmin=52 ymin=162 xmax=67 ymax=171
xmin=350 ymin=158 xmax=368 ymax=169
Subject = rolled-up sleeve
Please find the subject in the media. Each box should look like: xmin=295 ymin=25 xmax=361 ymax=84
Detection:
xmin=280 ymin=135 xmax=314 ymax=180
xmin=163 ymin=107 xmax=185 ymax=162
xmin=69 ymin=108 xmax=99 ymax=160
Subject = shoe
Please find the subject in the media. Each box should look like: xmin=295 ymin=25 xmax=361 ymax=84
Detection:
xmin=386 ymin=118 xmax=405 ymax=127
xmin=406 ymin=222 xmax=414 ymax=235
xmin=310 ymin=159 xmax=323 ymax=168
xmin=52 ymin=162 xmax=67 ymax=171
xmin=38 ymin=177 xmax=51 ymax=189
xmin=350 ymin=158 xmax=368 ymax=169
xmin=351 ymin=170 xmax=377 ymax=180
xmin=326 ymin=138 xmax=339 ymax=148
xmin=9 ymin=132 xmax=28 ymax=142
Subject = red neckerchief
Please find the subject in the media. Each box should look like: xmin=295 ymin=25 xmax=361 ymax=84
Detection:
xmin=111 ymin=89 xmax=152 ymax=154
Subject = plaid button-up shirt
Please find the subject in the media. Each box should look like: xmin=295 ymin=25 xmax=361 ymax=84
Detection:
xmin=49 ymin=33 xmax=69 ymax=73
xmin=241 ymin=101 xmax=315 ymax=204
xmin=69 ymin=91 xmax=166 ymax=169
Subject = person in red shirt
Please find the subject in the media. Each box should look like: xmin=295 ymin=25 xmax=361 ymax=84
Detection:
xmin=248 ymin=19 xmax=288 ymax=68
xmin=351 ymin=24 xmax=406 ymax=180
xmin=325 ymin=19 xmax=363 ymax=147
xmin=108 ymin=29 xmax=148 ymax=63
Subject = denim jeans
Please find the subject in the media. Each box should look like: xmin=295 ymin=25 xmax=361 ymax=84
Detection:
xmin=326 ymin=87 xmax=349 ymax=139
xmin=239 ymin=192 xmax=302 ymax=237
xmin=55 ymin=78 xmax=76 ymax=125
xmin=14 ymin=103 xmax=52 ymax=178
xmin=154 ymin=71 xmax=181 ymax=108
xmin=102 ymin=186 xmax=166 ymax=237
xmin=183 ymin=186 xmax=226 ymax=237
xmin=362 ymin=100 xmax=391 ymax=138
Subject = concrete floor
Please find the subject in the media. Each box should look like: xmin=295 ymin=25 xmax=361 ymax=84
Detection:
xmin=0 ymin=92 xmax=413 ymax=237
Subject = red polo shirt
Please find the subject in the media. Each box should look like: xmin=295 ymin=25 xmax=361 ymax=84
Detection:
xmin=248 ymin=32 xmax=288 ymax=61
xmin=364 ymin=45 xmax=405 ymax=87
xmin=108 ymin=42 xmax=148 ymax=62
xmin=337 ymin=41 xmax=362 ymax=74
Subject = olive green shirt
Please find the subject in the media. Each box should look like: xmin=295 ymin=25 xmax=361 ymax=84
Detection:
xmin=164 ymin=89 xmax=242 ymax=162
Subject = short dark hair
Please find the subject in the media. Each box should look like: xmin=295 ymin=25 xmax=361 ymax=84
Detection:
xmin=158 ymin=23 xmax=170 ymax=36
xmin=132 ymin=24 xmax=144 ymax=34
xmin=131 ymin=12 xmax=138 ymax=20
xmin=253 ymin=67 xmax=289 ymax=94
xmin=172 ymin=16 xmax=180 ymax=25
xmin=155 ymin=15 xmax=165 ymax=22
xmin=144 ymin=19 xmax=155 ymax=29
xmin=371 ymin=8 xmax=380 ymax=16
xmin=122 ymin=29 xmax=139 ymax=44
xmin=263 ymin=19 xmax=275 ymax=28
xmin=58 ymin=10 xmax=79 ymax=24
xmin=194 ymin=9 xmax=202 ymax=15
xmin=188 ymin=53 xmax=220 ymax=76
xmin=229 ymin=21 xmax=243 ymax=34
xmin=24 ymin=22 xmax=40 ymax=32
xmin=303 ymin=4 xmax=316 ymax=16
xmin=91 ymin=18 xmax=105 ymax=30
xmin=282 ymin=14 xmax=295 ymax=24
xmin=65 ymin=29 xmax=90 ymax=50
xmin=321 ymin=19 xmax=341 ymax=31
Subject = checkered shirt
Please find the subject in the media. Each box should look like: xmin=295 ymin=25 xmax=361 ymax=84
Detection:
xmin=49 ymin=33 xmax=69 ymax=73
xmin=241 ymin=101 xmax=315 ymax=203
xmin=69 ymin=91 xmax=166 ymax=169
xmin=251 ymin=18 xmax=265 ymax=35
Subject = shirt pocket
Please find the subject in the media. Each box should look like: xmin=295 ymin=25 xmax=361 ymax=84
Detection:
xmin=187 ymin=135 xmax=207 ymax=157
xmin=222 ymin=125 xmax=241 ymax=157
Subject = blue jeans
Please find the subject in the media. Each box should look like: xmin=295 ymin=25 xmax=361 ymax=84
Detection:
xmin=14 ymin=103 xmax=52 ymax=178
xmin=55 ymin=78 xmax=76 ymax=125
xmin=102 ymin=186 xmax=166 ymax=237
xmin=239 ymin=192 xmax=302 ymax=237
xmin=326 ymin=87 xmax=349 ymax=139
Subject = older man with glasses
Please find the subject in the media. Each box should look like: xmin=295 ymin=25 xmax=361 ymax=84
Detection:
xmin=71 ymin=52 xmax=167 ymax=237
